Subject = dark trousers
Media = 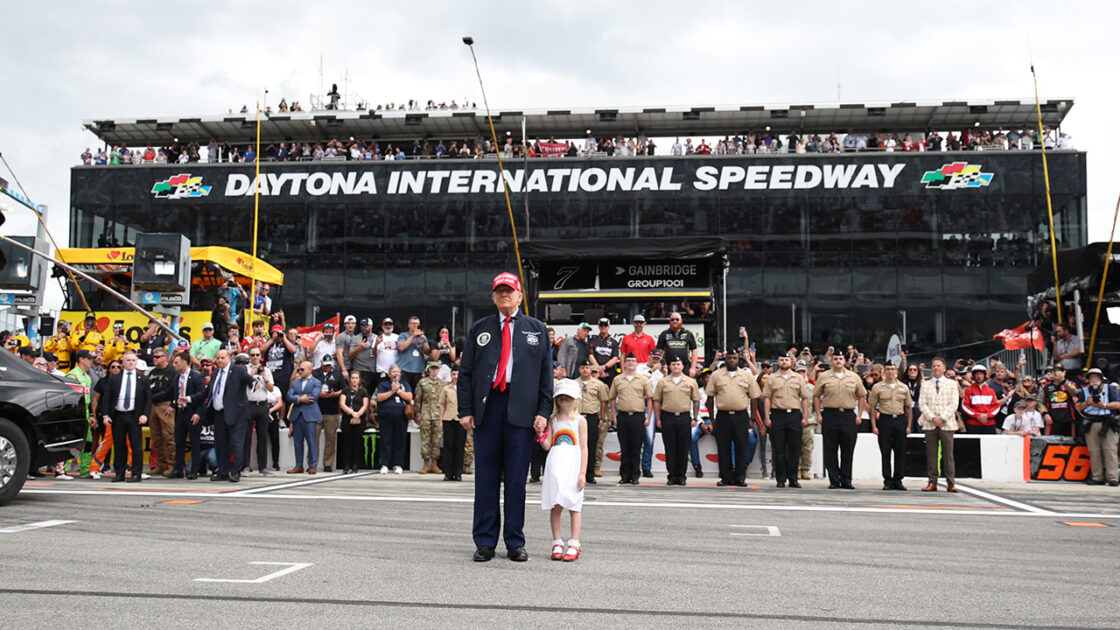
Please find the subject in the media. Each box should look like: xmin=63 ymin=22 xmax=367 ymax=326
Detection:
xmin=339 ymin=416 xmax=364 ymax=470
xmin=267 ymin=415 xmax=280 ymax=468
xmin=769 ymin=409 xmax=803 ymax=482
xmin=584 ymin=413 xmax=600 ymax=482
xmin=661 ymin=412 xmax=691 ymax=481
xmin=616 ymin=411 xmax=645 ymax=482
xmin=877 ymin=414 xmax=907 ymax=482
xmin=443 ymin=419 xmax=466 ymax=476
xmin=715 ymin=409 xmax=750 ymax=483
xmin=173 ymin=412 xmax=202 ymax=473
xmin=968 ymin=424 xmax=997 ymax=435
xmin=243 ymin=402 xmax=270 ymax=471
xmin=110 ymin=411 xmax=143 ymax=477
xmin=530 ymin=443 xmax=546 ymax=481
xmin=821 ymin=408 xmax=857 ymax=485
xmin=472 ymin=387 xmax=534 ymax=549
xmin=380 ymin=412 xmax=407 ymax=468
xmin=213 ymin=410 xmax=247 ymax=477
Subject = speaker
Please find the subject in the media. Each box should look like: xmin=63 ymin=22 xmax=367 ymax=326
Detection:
xmin=132 ymin=233 xmax=191 ymax=291
xmin=0 ymin=235 xmax=46 ymax=291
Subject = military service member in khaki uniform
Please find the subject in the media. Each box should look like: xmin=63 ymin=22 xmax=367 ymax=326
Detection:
xmin=590 ymin=365 xmax=610 ymax=477
xmin=812 ymin=354 xmax=867 ymax=489
xmin=609 ymin=354 xmax=653 ymax=485
xmin=762 ymin=355 xmax=811 ymax=488
xmin=653 ymin=357 xmax=701 ymax=486
xmin=869 ymin=363 xmax=914 ymax=491
xmin=705 ymin=351 xmax=762 ymax=486
xmin=413 ymin=361 xmax=445 ymax=474
xmin=794 ymin=361 xmax=816 ymax=479
xmin=576 ymin=360 xmax=610 ymax=484
xmin=439 ymin=366 xmax=466 ymax=480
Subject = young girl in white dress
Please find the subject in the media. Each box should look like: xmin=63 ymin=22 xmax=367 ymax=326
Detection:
xmin=539 ymin=379 xmax=588 ymax=562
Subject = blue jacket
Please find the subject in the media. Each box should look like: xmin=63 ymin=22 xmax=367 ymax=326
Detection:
xmin=457 ymin=310 xmax=553 ymax=428
xmin=287 ymin=375 xmax=323 ymax=423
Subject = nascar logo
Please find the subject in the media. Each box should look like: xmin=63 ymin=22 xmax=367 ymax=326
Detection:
xmin=152 ymin=173 xmax=212 ymax=199
xmin=920 ymin=162 xmax=993 ymax=190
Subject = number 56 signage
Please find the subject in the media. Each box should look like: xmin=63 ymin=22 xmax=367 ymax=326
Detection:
xmin=1030 ymin=439 xmax=1091 ymax=482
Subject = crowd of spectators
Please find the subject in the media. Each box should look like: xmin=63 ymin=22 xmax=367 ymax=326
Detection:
xmin=79 ymin=126 xmax=1073 ymax=166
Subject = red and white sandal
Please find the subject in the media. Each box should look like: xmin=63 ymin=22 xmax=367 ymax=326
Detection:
xmin=562 ymin=545 xmax=581 ymax=562
xmin=551 ymin=544 xmax=564 ymax=561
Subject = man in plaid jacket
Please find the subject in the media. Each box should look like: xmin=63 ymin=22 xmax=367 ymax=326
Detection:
xmin=918 ymin=357 xmax=960 ymax=493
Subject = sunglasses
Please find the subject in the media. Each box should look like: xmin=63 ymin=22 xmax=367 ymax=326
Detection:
xmin=249 ymin=353 xmax=261 ymax=357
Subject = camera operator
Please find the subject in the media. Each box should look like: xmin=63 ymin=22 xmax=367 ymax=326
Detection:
xmin=1075 ymin=368 xmax=1120 ymax=486
xmin=241 ymin=349 xmax=274 ymax=476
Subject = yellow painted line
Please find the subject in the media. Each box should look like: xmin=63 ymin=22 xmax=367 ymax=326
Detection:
xmin=1062 ymin=521 xmax=1108 ymax=527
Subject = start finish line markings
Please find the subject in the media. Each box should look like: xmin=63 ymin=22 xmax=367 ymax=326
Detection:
xmin=194 ymin=562 xmax=313 ymax=584
xmin=0 ymin=520 xmax=76 ymax=534
xmin=729 ymin=525 xmax=781 ymax=537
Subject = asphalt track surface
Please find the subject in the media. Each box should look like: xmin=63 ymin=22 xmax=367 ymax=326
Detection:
xmin=3 ymin=472 xmax=1119 ymax=628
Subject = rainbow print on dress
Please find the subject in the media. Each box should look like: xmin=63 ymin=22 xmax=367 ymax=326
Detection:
xmin=552 ymin=428 xmax=578 ymax=447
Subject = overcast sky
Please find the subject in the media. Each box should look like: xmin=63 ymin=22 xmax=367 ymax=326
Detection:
xmin=2 ymin=1 xmax=1117 ymax=247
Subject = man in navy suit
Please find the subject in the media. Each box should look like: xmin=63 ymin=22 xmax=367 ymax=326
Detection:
xmin=203 ymin=349 xmax=252 ymax=482
xmin=287 ymin=360 xmax=323 ymax=474
xmin=156 ymin=351 xmax=207 ymax=479
xmin=459 ymin=272 xmax=553 ymax=562
xmin=97 ymin=351 xmax=153 ymax=482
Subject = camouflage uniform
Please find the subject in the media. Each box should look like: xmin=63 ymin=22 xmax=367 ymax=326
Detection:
xmin=414 ymin=374 xmax=445 ymax=467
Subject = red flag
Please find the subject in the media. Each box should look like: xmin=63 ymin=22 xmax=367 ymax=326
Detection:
xmin=297 ymin=315 xmax=339 ymax=351
xmin=993 ymin=322 xmax=1045 ymax=351
xmin=538 ymin=141 xmax=568 ymax=158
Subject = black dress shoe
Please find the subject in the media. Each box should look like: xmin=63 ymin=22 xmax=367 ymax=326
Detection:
xmin=529 ymin=477 xmax=540 ymax=484
xmin=894 ymin=482 xmax=908 ymax=491
xmin=210 ymin=474 xmax=228 ymax=482
xmin=776 ymin=480 xmax=786 ymax=488
xmin=229 ymin=475 xmax=240 ymax=483
xmin=1086 ymin=478 xmax=1105 ymax=485
xmin=111 ymin=475 xmax=126 ymax=483
xmin=678 ymin=478 xmax=687 ymax=486
xmin=324 ymin=466 xmax=332 ymax=473
xmin=841 ymin=483 xmax=855 ymax=489
xmin=126 ymin=477 xmax=141 ymax=483
xmin=716 ymin=480 xmax=728 ymax=487
xmin=586 ymin=478 xmax=597 ymax=485
xmin=828 ymin=483 xmax=841 ymax=489
xmin=694 ymin=467 xmax=704 ymax=478
xmin=508 ymin=547 xmax=529 ymax=562
xmin=788 ymin=479 xmax=801 ymax=488
xmin=164 ymin=471 xmax=184 ymax=479
xmin=473 ymin=546 xmax=495 ymax=562
xmin=642 ymin=470 xmax=653 ymax=478
xmin=1110 ymin=481 xmax=1119 ymax=487
xmin=186 ymin=472 xmax=198 ymax=480
xmin=883 ymin=481 xmax=894 ymax=490
xmin=735 ymin=480 xmax=749 ymax=487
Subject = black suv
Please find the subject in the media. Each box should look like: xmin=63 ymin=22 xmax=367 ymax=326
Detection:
xmin=0 ymin=349 xmax=88 ymax=505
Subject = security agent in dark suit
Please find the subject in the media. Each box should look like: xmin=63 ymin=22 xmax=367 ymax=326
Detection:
xmin=97 ymin=351 xmax=153 ymax=482
xmin=202 ymin=349 xmax=252 ymax=482
xmin=155 ymin=351 xmax=207 ymax=479
xmin=458 ymin=272 xmax=553 ymax=563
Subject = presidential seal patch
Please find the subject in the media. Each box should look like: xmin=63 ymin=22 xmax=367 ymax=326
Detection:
xmin=477 ymin=332 xmax=492 ymax=347
xmin=526 ymin=334 xmax=539 ymax=346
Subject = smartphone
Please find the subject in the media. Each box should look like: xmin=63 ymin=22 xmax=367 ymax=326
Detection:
xmin=749 ymin=342 xmax=756 ymax=353
xmin=738 ymin=326 xmax=746 ymax=337
xmin=441 ymin=332 xmax=449 ymax=342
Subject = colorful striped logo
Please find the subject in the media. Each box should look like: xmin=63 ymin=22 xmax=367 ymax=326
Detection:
xmin=552 ymin=428 xmax=577 ymax=446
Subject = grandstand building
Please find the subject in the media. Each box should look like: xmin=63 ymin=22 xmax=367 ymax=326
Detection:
xmin=70 ymin=99 xmax=1085 ymax=354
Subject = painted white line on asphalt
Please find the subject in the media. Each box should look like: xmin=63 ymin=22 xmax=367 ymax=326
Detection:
xmin=945 ymin=482 xmax=1056 ymax=515
xmin=0 ymin=519 xmax=76 ymax=534
xmin=23 ymin=488 xmax=1117 ymax=519
xmin=729 ymin=525 xmax=781 ymax=537
xmin=194 ymin=561 xmax=312 ymax=584
xmin=225 ymin=471 xmax=372 ymax=496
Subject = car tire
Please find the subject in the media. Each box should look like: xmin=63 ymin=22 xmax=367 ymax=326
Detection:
xmin=0 ymin=418 xmax=31 ymax=507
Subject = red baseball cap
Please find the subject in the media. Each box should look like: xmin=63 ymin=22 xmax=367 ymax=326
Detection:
xmin=492 ymin=272 xmax=522 ymax=292
xmin=270 ymin=324 xmax=284 ymax=334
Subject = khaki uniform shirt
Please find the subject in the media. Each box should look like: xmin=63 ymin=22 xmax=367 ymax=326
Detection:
xmin=577 ymin=378 xmax=609 ymax=416
xmin=653 ymin=375 xmax=700 ymax=414
xmin=814 ymin=370 xmax=867 ymax=409
xmin=762 ymin=371 xmax=810 ymax=410
xmin=609 ymin=373 xmax=653 ymax=413
xmin=705 ymin=367 xmax=761 ymax=411
xmin=438 ymin=384 xmax=458 ymax=421
xmin=869 ymin=381 xmax=913 ymax=417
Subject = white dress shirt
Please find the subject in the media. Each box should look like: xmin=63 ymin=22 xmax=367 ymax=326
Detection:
xmin=116 ymin=370 xmax=137 ymax=412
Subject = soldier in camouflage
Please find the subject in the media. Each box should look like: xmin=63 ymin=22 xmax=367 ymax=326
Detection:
xmin=414 ymin=361 xmax=445 ymax=474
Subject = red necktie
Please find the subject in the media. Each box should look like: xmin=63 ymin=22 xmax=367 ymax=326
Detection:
xmin=493 ymin=316 xmax=512 ymax=391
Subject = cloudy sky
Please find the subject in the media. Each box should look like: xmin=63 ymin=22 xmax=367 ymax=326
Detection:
xmin=2 ymin=0 xmax=1117 ymax=245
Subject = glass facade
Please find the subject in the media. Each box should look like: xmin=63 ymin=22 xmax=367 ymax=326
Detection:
xmin=69 ymin=151 xmax=1087 ymax=356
